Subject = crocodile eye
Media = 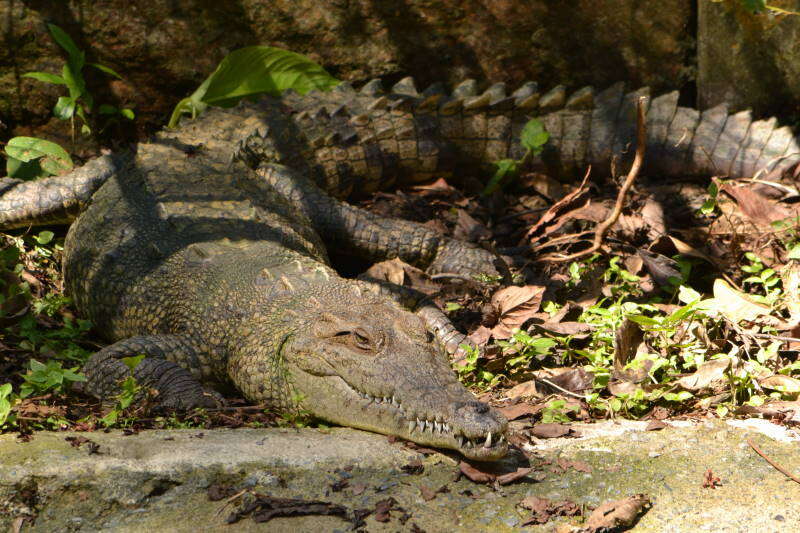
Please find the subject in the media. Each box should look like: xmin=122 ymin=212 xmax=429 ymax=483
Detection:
xmin=353 ymin=328 xmax=371 ymax=349
xmin=332 ymin=328 xmax=378 ymax=352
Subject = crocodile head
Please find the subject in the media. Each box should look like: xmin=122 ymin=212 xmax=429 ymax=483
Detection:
xmin=284 ymin=300 xmax=509 ymax=461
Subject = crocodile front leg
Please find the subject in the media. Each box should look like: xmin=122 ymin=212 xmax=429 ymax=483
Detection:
xmin=0 ymin=154 xmax=125 ymax=230
xmin=80 ymin=335 xmax=221 ymax=410
xmin=254 ymin=163 xmax=503 ymax=279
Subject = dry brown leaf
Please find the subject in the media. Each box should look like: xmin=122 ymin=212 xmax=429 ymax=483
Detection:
xmin=525 ymin=172 xmax=592 ymax=242
xmin=721 ymin=183 xmax=796 ymax=228
xmin=490 ymin=285 xmax=545 ymax=339
xmin=364 ymin=258 xmax=409 ymax=286
xmin=645 ymin=420 xmax=668 ymax=431
xmin=759 ymin=375 xmax=800 ymax=395
xmin=506 ymin=380 xmax=540 ymax=400
xmin=497 ymin=402 xmax=543 ymax=421
xmin=453 ymin=209 xmax=492 ymax=242
xmin=708 ymin=279 xmax=776 ymax=324
xmin=676 ymin=357 xmax=733 ymax=392
xmin=530 ymin=423 xmax=576 ymax=439
xmin=584 ymin=494 xmax=651 ymax=531
xmin=613 ymin=318 xmax=651 ymax=383
xmin=468 ymin=325 xmax=492 ymax=347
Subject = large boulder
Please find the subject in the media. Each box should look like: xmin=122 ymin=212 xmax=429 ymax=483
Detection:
xmin=698 ymin=1 xmax=800 ymax=116
xmin=1 ymin=0 xmax=692 ymax=141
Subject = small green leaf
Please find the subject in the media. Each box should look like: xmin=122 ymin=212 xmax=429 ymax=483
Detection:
xmin=520 ymin=118 xmax=550 ymax=153
xmin=61 ymin=64 xmax=85 ymax=100
xmin=122 ymin=354 xmax=145 ymax=372
xmin=120 ymin=108 xmax=135 ymax=120
xmin=47 ymin=24 xmax=85 ymax=70
xmin=23 ymin=71 xmax=66 ymax=85
xmin=53 ymin=96 xmax=76 ymax=120
xmin=788 ymin=244 xmax=800 ymax=260
xmin=35 ymin=231 xmax=54 ymax=245
xmin=88 ymin=62 xmax=122 ymax=79
xmin=482 ymin=159 xmax=518 ymax=196
xmin=444 ymin=302 xmax=462 ymax=312
xmin=5 ymin=137 xmax=73 ymax=176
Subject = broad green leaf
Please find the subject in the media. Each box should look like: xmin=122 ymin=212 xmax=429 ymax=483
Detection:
xmin=168 ymin=46 xmax=339 ymax=127
xmin=6 ymin=157 xmax=46 ymax=180
xmin=202 ymin=46 xmax=339 ymax=104
xmin=53 ymin=96 xmax=76 ymax=120
xmin=5 ymin=137 xmax=73 ymax=176
xmin=482 ymin=158 xmax=518 ymax=196
xmin=787 ymin=244 xmax=800 ymax=260
xmin=23 ymin=71 xmax=65 ymax=85
xmin=88 ymin=62 xmax=122 ymax=79
xmin=47 ymin=24 xmax=85 ymax=70
xmin=520 ymin=119 xmax=550 ymax=153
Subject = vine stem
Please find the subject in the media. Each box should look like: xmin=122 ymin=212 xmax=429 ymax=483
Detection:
xmin=539 ymin=95 xmax=648 ymax=263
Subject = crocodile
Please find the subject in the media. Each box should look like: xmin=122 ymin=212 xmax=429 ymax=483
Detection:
xmin=1 ymin=77 xmax=799 ymax=461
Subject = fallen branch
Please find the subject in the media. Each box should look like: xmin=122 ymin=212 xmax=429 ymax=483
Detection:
xmin=539 ymin=96 xmax=647 ymax=263
xmin=747 ymin=437 xmax=800 ymax=485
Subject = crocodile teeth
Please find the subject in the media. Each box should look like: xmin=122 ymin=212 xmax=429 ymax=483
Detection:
xmin=485 ymin=432 xmax=492 ymax=448
xmin=443 ymin=423 xmax=450 ymax=433
xmin=417 ymin=418 xmax=424 ymax=431
xmin=391 ymin=396 xmax=399 ymax=406
xmin=408 ymin=420 xmax=416 ymax=433
xmin=434 ymin=421 xmax=441 ymax=433
xmin=456 ymin=435 xmax=464 ymax=447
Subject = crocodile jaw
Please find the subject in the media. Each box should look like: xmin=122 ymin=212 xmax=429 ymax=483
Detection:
xmin=288 ymin=368 xmax=509 ymax=461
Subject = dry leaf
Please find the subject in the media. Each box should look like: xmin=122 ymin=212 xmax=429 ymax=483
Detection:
xmin=490 ymin=285 xmax=546 ymax=339
xmin=497 ymin=402 xmax=543 ymax=421
xmin=584 ymin=494 xmax=651 ymax=531
xmin=676 ymin=357 xmax=733 ymax=392
xmin=707 ymin=279 xmax=775 ymax=324
xmin=721 ymin=183 xmax=795 ymax=228
xmin=506 ymin=380 xmax=540 ymax=400
xmin=759 ymin=375 xmax=800 ymax=395
xmin=530 ymin=423 xmax=575 ymax=439
xmin=454 ymin=209 xmax=492 ymax=242
xmin=364 ymin=258 xmax=409 ymax=286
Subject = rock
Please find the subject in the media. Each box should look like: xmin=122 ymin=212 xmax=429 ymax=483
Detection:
xmin=1 ymin=1 xmax=692 ymax=139
xmin=2 ymin=421 xmax=800 ymax=531
xmin=698 ymin=1 xmax=800 ymax=116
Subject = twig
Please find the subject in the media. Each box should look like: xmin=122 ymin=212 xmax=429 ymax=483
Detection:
xmin=747 ymin=437 xmax=800 ymax=485
xmin=539 ymin=96 xmax=648 ymax=263
xmin=537 ymin=378 xmax=587 ymax=399
xmin=215 ymin=488 xmax=250 ymax=516
xmin=429 ymin=273 xmax=477 ymax=282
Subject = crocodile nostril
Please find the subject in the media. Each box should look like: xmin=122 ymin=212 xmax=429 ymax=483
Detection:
xmin=470 ymin=401 xmax=489 ymax=414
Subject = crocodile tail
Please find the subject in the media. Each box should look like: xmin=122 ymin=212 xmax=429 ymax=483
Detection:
xmin=511 ymin=83 xmax=800 ymax=178
xmin=0 ymin=153 xmax=123 ymax=230
xmin=286 ymin=77 xmax=800 ymax=187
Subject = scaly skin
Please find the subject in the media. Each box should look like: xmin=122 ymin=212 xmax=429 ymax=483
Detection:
xmin=4 ymin=77 xmax=799 ymax=460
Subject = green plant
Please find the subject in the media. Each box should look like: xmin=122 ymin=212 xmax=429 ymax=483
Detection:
xmin=23 ymin=24 xmax=132 ymax=140
xmin=454 ymin=344 xmax=499 ymax=389
xmin=713 ymin=0 xmax=800 ymax=15
xmin=19 ymin=359 xmax=85 ymax=398
xmin=740 ymin=252 xmax=782 ymax=303
xmin=496 ymin=330 xmax=558 ymax=372
xmin=4 ymin=137 xmax=74 ymax=180
xmin=540 ymin=399 xmax=578 ymax=423
xmin=483 ymin=118 xmax=550 ymax=195
xmin=0 ymin=384 xmax=15 ymax=427
xmin=168 ymin=46 xmax=340 ymax=128
xmin=100 ymin=355 xmax=144 ymax=427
